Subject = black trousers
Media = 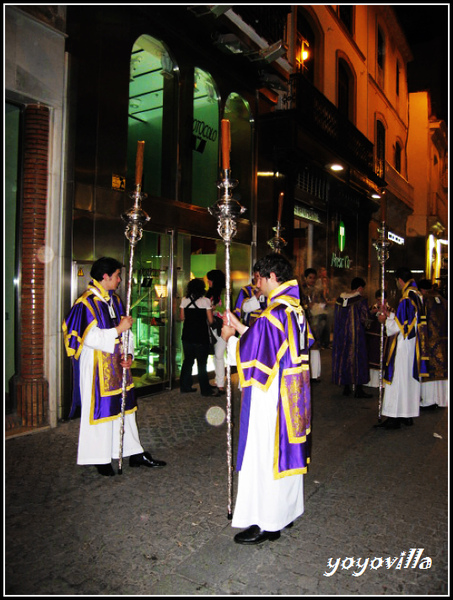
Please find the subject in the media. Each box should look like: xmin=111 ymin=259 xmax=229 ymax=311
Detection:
xmin=180 ymin=341 xmax=211 ymax=394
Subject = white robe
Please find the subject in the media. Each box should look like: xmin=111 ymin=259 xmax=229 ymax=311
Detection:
xmin=381 ymin=315 xmax=420 ymax=419
xmin=227 ymin=337 xmax=304 ymax=532
xmin=77 ymin=326 xmax=143 ymax=465
xmin=421 ymin=380 xmax=449 ymax=408
xmin=310 ymin=348 xmax=321 ymax=379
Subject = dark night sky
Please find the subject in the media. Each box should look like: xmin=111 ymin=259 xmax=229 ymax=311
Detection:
xmin=393 ymin=4 xmax=449 ymax=123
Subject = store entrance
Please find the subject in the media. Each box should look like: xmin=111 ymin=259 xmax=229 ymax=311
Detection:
xmin=130 ymin=229 xmax=251 ymax=395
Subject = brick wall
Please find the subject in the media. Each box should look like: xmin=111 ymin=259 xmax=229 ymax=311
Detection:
xmin=13 ymin=104 xmax=50 ymax=428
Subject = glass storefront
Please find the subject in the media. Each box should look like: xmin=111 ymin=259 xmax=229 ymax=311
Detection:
xmin=120 ymin=34 xmax=255 ymax=392
xmin=129 ymin=230 xmax=172 ymax=389
xmin=129 ymin=229 xmax=252 ymax=391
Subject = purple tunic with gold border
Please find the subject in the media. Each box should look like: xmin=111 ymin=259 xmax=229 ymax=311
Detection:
xmin=236 ymin=280 xmax=313 ymax=479
xmin=384 ymin=280 xmax=429 ymax=383
xmin=62 ymin=280 xmax=136 ymax=421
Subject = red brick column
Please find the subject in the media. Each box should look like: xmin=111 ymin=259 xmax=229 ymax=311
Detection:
xmin=14 ymin=104 xmax=50 ymax=427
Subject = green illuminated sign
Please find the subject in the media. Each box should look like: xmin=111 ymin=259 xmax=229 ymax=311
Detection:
xmin=338 ymin=221 xmax=346 ymax=252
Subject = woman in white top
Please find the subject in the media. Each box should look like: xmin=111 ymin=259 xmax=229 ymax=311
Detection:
xmin=180 ymin=278 xmax=218 ymax=397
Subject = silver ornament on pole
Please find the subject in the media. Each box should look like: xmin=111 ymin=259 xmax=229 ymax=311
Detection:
xmin=118 ymin=141 xmax=150 ymax=474
xmin=267 ymin=191 xmax=287 ymax=253
xmin=208 ymin=119 xmax=246 ymax=519
xmin=372 ymin=217 xmax=391 ymax=422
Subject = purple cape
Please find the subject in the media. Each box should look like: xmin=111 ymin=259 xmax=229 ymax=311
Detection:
xmin=62 ymin=280 xmax=136 ymax=420
xmin=236 ymin=280 xmax=313 ymax=478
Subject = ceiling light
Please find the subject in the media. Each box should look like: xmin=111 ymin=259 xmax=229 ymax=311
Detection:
xmin=329 ymin=163 xmax=344 ymax=172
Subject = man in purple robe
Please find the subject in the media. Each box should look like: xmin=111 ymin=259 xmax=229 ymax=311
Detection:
xmin=62 ymin=257 xmax=166 ymax=476
xmin=222 ymin=253 xmax=313 ymax=545
xmin=331 ymin=277 xmax=372 ymax=398
xmin=376 ymin=268 xmax=429 ymax=429
xmin=233 ymin=266 xmax=266 ymax=326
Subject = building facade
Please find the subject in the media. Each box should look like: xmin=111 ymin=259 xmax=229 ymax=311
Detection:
xmin=5 ymin=5 xmax=447 ymax=433
xmin=407 ymin=91 xmax=448 ymax=296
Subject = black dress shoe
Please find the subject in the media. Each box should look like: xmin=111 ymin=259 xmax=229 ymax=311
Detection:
xmin=96 ymin=463 xmax=115 ymax=476
xmin=401 ymin=417 xmax=414 ymax=426
xmin=374 ymin=418 xmax=401 ymax=430
xmin=129 ymin=451 xmax=166 ymax=468
xmin=181 ymin=387 xmax=196 ymax=393
xmin=354 ymin=387 xmax=373 ymax=398
xmin=343 ymin=385 xmax=352 ymax=396
xmin=234 ymin=525 xmax=280 ymax=545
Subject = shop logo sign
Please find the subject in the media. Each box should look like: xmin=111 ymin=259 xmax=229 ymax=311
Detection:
xmin=192 ymin=119 xmax=218 ymax=154
xmin=332 ymin=221 xmax=350 ymax=268
xmin=331 ymin=253 xmax=351 ymax=269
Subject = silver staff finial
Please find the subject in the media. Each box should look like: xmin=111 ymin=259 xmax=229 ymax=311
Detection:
xmin=267 ymin=192 xmax=287 ymax=253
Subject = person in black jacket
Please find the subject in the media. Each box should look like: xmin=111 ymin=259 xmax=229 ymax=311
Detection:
xmin=179 ymin=278 xmax=219 ymax=397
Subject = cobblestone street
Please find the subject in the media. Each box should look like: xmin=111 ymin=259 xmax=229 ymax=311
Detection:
xmin=5 ymin=352 xmax=449 ymax=595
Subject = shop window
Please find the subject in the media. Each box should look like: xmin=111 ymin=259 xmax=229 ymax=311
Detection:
xmin=174 ymin=233 xmax=251 ymax=380
xmin=130 ymin=230 xmax=172 ymax=389
xmin=192 ymin=68 xmax=220 ymax=208
xmin=128 ymin=35 xmax=177 ymax=197
xmin=224 ymin=93 xmax=252 ymax=214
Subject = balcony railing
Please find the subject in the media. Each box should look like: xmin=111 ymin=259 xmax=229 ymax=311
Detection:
xmin=289 ymin=74 xmax=381 ymax=183
xmin=384 ymin=161 xmax=414 ymax=210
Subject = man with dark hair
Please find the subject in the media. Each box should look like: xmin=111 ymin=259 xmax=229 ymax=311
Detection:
xmin=63 ymin=257 xmax=166 ymax=475
xmin=233 ymin=264 xmax=266 ymax=327
xmin=222 ymin=253 xmax=313 ymax=545
xmin=332 ymin=277 xmax=372 ymax=398
xmin=376 ymin=268 xmax=429 ymax=429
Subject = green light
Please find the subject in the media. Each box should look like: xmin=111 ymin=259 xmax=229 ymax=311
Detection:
xmin=338 ymin=221 xmax=345 ymax=252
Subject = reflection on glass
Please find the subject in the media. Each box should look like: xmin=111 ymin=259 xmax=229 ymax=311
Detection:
xmin=130 ymin=231 xmax=170 ymax=388
xmin=174 ymin=233 xmax=251 ymax=380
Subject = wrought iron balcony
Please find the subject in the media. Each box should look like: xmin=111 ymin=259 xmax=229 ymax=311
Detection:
xmin=288 ymin=73 xmax=381 ymax=183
